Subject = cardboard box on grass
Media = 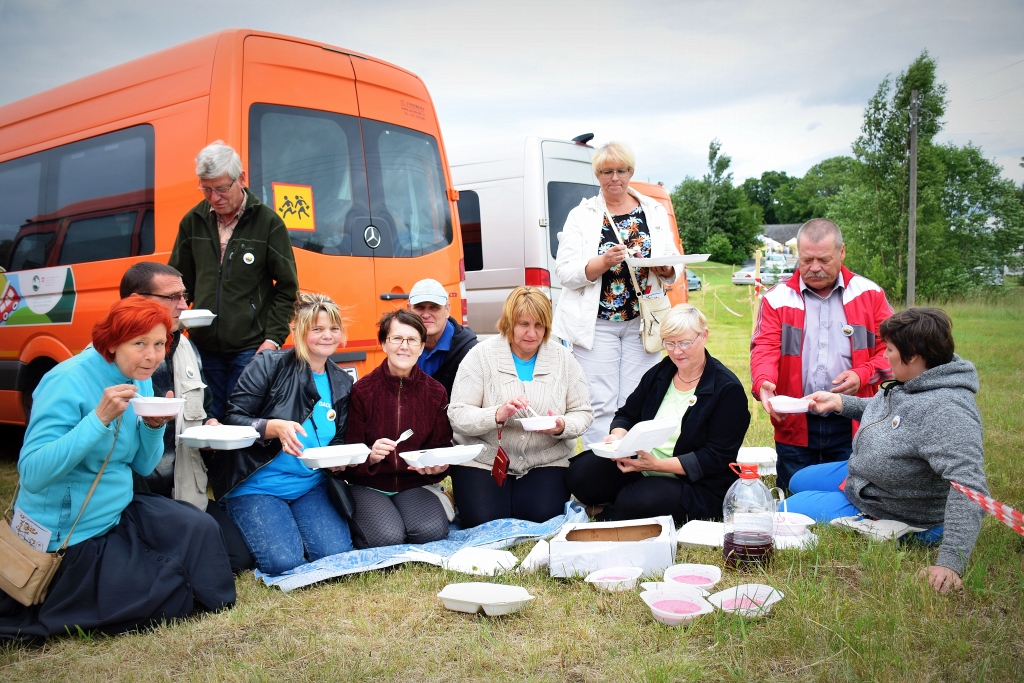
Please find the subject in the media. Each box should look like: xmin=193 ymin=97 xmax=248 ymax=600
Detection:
xmin=548 ymin=515 xmax=677 ymax=578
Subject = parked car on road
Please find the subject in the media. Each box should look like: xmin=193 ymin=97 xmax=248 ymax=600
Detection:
xmin=686 ymin=270 xmax=702 ymax=291
xmin=732 ymin=266 xmax=776 ymax=286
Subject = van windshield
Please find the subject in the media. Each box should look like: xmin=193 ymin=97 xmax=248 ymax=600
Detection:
xmin=249 ymin=104 xmax=452 ymax=258
xmin=547 ymin=182 xmax=599 ymax=258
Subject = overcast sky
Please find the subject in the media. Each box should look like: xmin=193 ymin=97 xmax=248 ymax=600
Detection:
xmin=1 ymin=0 xmax=1022 ymax=187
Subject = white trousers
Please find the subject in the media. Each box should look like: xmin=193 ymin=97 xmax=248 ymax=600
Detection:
xmin=572 ymin=317 xmax=661 ymax=446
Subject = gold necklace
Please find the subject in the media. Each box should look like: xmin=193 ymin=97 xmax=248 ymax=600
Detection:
xmin=675 ymin=361 xmax=706 ymax=385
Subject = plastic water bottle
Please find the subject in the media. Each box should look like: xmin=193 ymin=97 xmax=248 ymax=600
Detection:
xmin=722 ymin=462 xmax=775 ymax=568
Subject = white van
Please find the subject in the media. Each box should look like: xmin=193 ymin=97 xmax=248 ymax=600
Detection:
xmin=449 ymin=135 xmax=599 ymax=333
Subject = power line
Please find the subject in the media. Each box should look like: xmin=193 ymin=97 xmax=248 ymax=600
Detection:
xmin=977 ymin=82 xmax=1024 ymax=102
xmin=952 ymin=57 xmax=1024 ymax=89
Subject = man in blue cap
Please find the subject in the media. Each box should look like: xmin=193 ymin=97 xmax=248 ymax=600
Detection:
xmin=408 ymin=278 xmax=477 ymax=399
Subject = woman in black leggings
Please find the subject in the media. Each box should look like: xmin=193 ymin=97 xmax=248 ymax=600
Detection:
xmin=447 ymin=287 xmax=593 ymax=527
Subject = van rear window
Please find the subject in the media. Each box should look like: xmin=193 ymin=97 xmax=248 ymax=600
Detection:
xmin=249 ymin=104 xmax=452 ymax=258
xmin=457 ymin=190 xmax=482 ymax=271
xmin=547 ymin=182 xmax=599 ymax=258
xmin=0 ymin=125 xmax=154 ymax=271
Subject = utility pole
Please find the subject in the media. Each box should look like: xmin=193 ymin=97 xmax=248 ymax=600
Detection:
xmin=907 ymin=89 xmax=919 ymax=307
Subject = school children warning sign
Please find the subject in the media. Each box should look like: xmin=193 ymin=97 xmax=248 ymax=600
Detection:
xmin=272 ymin=183 xmax=315 ymax=231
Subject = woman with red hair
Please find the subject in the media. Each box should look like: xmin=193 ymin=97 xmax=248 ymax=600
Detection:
xmin=1 ymin=298 xmax=235 ymax=640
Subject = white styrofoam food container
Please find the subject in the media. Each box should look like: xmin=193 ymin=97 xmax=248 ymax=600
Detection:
xmin=640 ymin=587 xmax=715 ymax=626
xmin=707 ymin=584 xmax=784 ymax=618
xmin=178 ymin=425 xmax=259 ymax=449
xmin=548 ymin=516 xmax=677 ymax=578
xmin=773 ymin=511 xmax=816 ymax=536
xmin=298 ymin=444 xmax=371 ymax=469
xmin=519 ymin=415 xmax=558 ymax=431
xmin=130 ymin=397 xmax=185 ymax=417
xmin=768 ymin=395 xmax=810 ymax=414
xmin=400 ymin=444 xmax=484 ymax=468
xmin=640 ymin=582 xmax=709 ymax=597
xmin=178 ymin=309 xmax=216 ymax=328
xmin=736 ymin=446 xmax=778 ymax=476
xmin=437 ymin=582 xmax=534 ymax=616
xmin=676 ymin=520 xmax=726 ymax=549
xmin=587 ymin=417 xmax=678 ymax=458
xmin=584 ymin=566 xmax=644 ymax=592
xmin=624 ymin=253 xmax=710 ymax=268
xmin=662 ymin=563 xmax=722 ymax=590
xmin=442 ymin=548 xmax=519 ymax=576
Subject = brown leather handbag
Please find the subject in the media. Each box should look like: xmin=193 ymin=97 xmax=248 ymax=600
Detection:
xmin=0 ymin=416 xmax=121 ymax=606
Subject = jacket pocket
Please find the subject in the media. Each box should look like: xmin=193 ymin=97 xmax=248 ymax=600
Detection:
xmin=179 ymin=377 xmax=207 ymax=421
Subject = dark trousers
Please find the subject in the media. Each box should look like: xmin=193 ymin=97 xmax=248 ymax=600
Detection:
xmin=348 ymin=486 xmax=449 ymax=549
xmin=197 ymin=347 xmax=257 ymax=420
xmin=205 ymin=499 xmax=255 ymax=573
xmin=775 ymin=412 xmax=853 ymax=491
xmin=567 ymin=452 xmax=712 ymax=523
xmin=449 ymin=465 xmax=569 ymax=528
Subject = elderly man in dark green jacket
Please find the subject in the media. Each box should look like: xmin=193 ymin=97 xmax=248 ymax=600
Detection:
xmin=170 ymin=140 xmax=298 ymax=419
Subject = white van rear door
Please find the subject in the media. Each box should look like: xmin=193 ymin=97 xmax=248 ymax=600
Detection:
xmin=541 ymin=142 xmax=598 ymax=290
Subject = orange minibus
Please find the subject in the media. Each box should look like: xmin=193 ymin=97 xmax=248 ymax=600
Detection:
xmin=0 ymin=28 xmax=465 ymax=424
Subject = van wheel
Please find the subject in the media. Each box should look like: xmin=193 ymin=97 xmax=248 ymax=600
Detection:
xmin=20 ymin=358 xmax=57 ymax=421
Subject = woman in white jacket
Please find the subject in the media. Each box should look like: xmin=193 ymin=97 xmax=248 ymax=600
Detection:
xmin=552 ymin=142 xmax=682 ymax=444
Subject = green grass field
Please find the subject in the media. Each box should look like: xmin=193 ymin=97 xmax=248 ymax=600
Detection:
xmin=2 ymin=264 xmax=1023 ymax=681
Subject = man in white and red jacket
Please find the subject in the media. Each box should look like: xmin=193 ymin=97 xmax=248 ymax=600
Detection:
xmin=751 ymin=219 xmax=893 ymax=489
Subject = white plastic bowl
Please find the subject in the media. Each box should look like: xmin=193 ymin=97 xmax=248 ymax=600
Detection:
xmin=130 ymin=397 xmax=185 ymax=417
xmin=178 ymin=309 xmax=216 ymax=328
xmin=437 ymin=582 xmax=534 ymax=616
xmin=662 ymin=563 xmax=722 ymax=590
xmin=520 ymin=415 xmax=558 ymax=431
xmin=400 ymin=444 xmax=485 ymax=468
xmin=773 ymin=511 xmax=816 ymax=537
xmin=178 ymin=425 xmax=259 ymax=449
xmin=299 ymin=444 xmax=371 ymax=469
xmin=584 ymin=566 xmax=644 ymax=592
xmin=707 ymin=583 xmax=784 ymax=618
xmin=640 ymin=582 xmax=709 ymax=597
xmin=641 ymin=588 xmax=715 ymax=626
xmin=586 ymin=440 xmax=625 ymax=459
xmin=768 ymin=395 xmax=810 ymax=414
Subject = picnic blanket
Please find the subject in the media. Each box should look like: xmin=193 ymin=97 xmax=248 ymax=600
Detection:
xmin=257 ymin=501 xmax=589 ymax=591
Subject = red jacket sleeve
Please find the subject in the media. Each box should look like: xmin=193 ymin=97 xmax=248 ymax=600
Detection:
xmin=749 ymin=297 xmax=782 ymax=398
xmin=853 ymin=290 xmax=895 ymax=390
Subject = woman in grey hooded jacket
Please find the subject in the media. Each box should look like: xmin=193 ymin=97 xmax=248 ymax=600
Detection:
xmin=786 ymin=307 xmax=989 ymax=594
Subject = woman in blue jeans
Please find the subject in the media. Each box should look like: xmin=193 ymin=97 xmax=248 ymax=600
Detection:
xmin=786 ymin=307 xmax=989 ymax=594
xmin=216 ymin=293 xmax=355 ymax=574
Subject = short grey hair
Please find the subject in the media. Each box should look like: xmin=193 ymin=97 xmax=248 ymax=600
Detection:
xmin=660 ymin=304 xmax=708 ymax=339
xmin=796 ymin=218 xmax=844 ymax=249
xmin=195 ymin=140 xmax=242 ymax=180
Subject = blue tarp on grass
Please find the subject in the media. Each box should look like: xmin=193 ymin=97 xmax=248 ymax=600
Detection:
xmin=257 ymin=501 xmax=588 ymax=591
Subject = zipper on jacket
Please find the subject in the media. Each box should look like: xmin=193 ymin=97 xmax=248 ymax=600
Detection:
xmin=249 ymin=298 xmax=258 ymax=334
xmin=850 ymin=393 xmax=892 ymax=452
xmin=396 ymin=376 xmax=403 ymax=493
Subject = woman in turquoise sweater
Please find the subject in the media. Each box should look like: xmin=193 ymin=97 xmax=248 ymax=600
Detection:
xmin=1 ymin=298 xmax=235 ymax=640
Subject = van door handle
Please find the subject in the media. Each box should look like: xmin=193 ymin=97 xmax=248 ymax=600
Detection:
xmin=380 ymin=293 xmax=410 ymax=300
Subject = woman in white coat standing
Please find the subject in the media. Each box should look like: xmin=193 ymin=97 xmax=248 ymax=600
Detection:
xmin=552 ymin=142 xmax=682 ymax=444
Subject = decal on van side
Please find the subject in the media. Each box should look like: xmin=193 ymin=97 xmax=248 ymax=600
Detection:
xmin=272 ymin=183 xmax=316 ymax=231
xmin=0 ymin=267 xmax=76 ymax=326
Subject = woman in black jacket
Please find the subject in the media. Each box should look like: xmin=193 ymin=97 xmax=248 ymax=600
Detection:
xmin=566 ymin=304 xmax=750 ymax=523
xmin=214 ymin=293 xmax=355 ymax=574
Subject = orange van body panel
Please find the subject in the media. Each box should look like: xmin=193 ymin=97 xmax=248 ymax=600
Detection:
xmin=630 ymin=181 xmax=688 ymax=305
xmin=0 ymin=29 xmax=464 ymax=425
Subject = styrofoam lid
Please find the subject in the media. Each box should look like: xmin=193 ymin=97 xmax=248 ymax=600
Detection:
xmin=437 ymin=582 xmax=532 ymax=605
xmin=442 ymin=548 xmax=519 ymax=575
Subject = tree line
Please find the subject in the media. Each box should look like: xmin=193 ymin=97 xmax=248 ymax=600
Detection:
xmin=670 ymin=51 xmax=1024 ymax=300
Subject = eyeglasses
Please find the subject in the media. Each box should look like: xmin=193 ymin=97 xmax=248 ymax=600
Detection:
xmin=386 ymin=335 xmax=423 ymax=348
xmin=663 ymin=335 xmax=704 ymax=351
xmin=141 ymin=291 xmax=189 ymax=303
xmin=596 ymin=168 xmax=632 ymax=177
xmin=197 ymin=177 xmax=237 ymax=197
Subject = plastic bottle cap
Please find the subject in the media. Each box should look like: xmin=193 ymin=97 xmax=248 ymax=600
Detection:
xmin=730 ymin=462 xmax=760 ymax=479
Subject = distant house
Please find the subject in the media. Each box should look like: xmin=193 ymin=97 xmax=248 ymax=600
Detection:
xmin=762 ymin=224 xmax=802 ymax=245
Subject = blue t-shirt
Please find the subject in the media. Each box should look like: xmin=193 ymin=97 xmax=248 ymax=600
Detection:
xmin=227 ymin=370 xmax=335 ymax=499
xmin=512 ymin=353 xmax=537 ymax=382
xmin=417 ymin=319 xmax=455 ymax=377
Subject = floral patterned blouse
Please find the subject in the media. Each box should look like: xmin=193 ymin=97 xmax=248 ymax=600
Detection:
xmin=597 ymin=206 xmax=651 ymax=322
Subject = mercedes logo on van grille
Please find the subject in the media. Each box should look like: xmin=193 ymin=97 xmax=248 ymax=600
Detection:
xmin=363 ymin=225 xmax=381 ymax=249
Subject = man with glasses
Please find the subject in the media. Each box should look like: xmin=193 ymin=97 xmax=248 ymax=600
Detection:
xmin=407 ymin=278 xmax=477 ymax=399
xmin=120 ymin=261 xmax=254 ymax=572
xmin=169 ymin=141 xmax=298 ymax=419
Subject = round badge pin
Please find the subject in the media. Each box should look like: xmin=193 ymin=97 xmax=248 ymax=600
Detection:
xmin=687 ymin=396 xmax=698 ymax=406
xmin=243 ymin=252 xmax=255 ymax=265
xmin=892 ymin=416 xmax=901 ymax=429
xmin=842 ymin=325 xmax=854 ymax=337
xmin=185 ymin=366 xmax=196 ymax=379
xmin=326 ymin=409 xmax=337 ymax=421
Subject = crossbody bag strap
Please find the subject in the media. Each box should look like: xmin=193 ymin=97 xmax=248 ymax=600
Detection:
xmin=605 ymin=208 xmax=648 ymax=298
xmin=58 ymin=414 xmax=123 ymax=553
